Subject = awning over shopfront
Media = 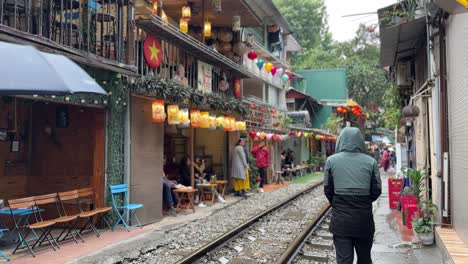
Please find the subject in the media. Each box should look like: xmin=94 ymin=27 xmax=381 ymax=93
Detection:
xmin=0 ymin=42 xmax=107 ymax=95
xmin=378 ymin=6 xmax=427 ymax=66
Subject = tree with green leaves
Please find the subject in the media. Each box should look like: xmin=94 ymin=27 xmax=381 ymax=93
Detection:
xmin=273 ymin=0 xmax=332 ymax=64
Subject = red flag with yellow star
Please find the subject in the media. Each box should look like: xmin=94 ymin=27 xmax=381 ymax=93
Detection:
xmin=143 ymin=35 xmax=162 ymax=68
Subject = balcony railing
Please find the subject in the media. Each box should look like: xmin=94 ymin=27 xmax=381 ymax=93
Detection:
xmin=134 ymin=28 xmax=235 ymax=96
xmin=0 ymin=0 xmax=132 ymax=66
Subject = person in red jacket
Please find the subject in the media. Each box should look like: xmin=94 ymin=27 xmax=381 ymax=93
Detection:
xmin=251 ymin=141 xmax=270 ymax=193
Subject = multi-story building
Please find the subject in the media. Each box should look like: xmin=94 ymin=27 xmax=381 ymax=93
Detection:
xmin=379 ymin=0 xmax=468 ymax=261
xmin=0 ymin=0 xmax=300 ymax=224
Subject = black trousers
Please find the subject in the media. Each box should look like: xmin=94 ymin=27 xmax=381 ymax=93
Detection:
xmin=333 ymin=235 xmax=373 ymax=264
xmin=258 ymin=167 xmax=266 ymax=188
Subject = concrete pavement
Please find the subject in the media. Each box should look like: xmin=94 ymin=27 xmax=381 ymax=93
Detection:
xmin=371 ymin=171 xmax=443 ymax=264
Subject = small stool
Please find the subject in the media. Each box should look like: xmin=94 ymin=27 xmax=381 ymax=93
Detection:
xmin=213 ymin=180 xmax=228 ymax=198
xmin=197 ymin=184 xmax=218 ymax=206
xmin=173 ymin=189 xmax=198 ymax=213
xmin=275 ymin=171 xmax=285 ymax=184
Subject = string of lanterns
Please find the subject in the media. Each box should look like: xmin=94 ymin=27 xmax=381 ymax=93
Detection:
xmin=335 ymin=100 xmax=369 ymax=118
xmin=151 ymin=100 xmax=247 ymax=131
xmin=248 ymin=129 xmax=337 ymax=142
xmin=247 ymin=50 xmax=292 ymax=82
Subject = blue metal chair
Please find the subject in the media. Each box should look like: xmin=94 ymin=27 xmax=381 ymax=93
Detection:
xmin=109 ymin=184 xmax=143 ymax=232
xmin=0 ymin=229 xmax=9 ymax=261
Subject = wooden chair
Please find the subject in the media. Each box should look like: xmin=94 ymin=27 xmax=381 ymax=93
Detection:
xmin=76 ymin=187 xmax=113 ymax=237
xmin=33 ymin=193 xmax=82 ymax=245
xmin=7 ymin=196 xmax=57 ymax=257
xmin=56 ymin=190 xmax=87 ymax=243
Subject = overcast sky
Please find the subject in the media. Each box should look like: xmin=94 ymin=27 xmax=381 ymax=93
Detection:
xmin=325 ymin=0 xmax=397 ymax=42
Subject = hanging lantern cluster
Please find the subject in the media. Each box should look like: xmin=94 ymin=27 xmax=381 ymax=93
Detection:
xmin=152 ymin=101 xmax=245 ymax=132
xmin=335 ymin=100 xmax=367 ymax=119
xmin=248 ymin=130 xmax=288 ymax=142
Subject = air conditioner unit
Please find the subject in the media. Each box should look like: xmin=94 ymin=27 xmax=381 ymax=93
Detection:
xmin=396 ymin=63 xmax=411 ymax=86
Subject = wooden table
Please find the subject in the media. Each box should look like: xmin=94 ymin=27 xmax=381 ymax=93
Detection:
xmin=213 ymin=180 xmax=228 ymax=199
xmin=173 ymin=189 xmax=198 ymax=213
xmin=197 ymin=184 xmax=218 ymax=206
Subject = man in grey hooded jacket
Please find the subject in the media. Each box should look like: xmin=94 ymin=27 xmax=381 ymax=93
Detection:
xmin=324 ymin=127 xmax=381 ymax=264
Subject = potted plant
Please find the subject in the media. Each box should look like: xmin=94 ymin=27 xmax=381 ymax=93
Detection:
xmin=413 ymin=200 xmax=437 ymax=245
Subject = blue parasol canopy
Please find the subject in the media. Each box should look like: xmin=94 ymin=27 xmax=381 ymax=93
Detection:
xmin=0 ymin=41 xmax=107 ymax=95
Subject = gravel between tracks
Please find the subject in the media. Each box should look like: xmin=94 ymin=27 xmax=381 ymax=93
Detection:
xmin=124 ymin=181 xmax=324 ymax=264
xmin=197 ymin=187 xmax=329 ymax=264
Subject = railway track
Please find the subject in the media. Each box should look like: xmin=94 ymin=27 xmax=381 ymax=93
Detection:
xmin=279 ymin=209 xmax=335 ymax=264
xmin=175 ymin=182 xmax=331 ymax=264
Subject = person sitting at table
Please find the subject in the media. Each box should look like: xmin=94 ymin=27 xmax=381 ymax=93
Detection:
xmin=178 ymin=156 xmax=192 ymax=187
xmin=163 ymin=155 xmax=178 ymax=216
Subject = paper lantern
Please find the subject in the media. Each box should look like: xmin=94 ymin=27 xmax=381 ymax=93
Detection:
xmin=224 ymin=116 xmax=235 ymax=131
xmin=200 ymin=111 xmax=210 ymax=128
xmin=271 ymin=65 xmax=277 ymax=76
xmin=190 ymin=109 xmax=201 ymax=128
xmin=258 ymin=132 xmax=266 ymax=140
xmin=239 ymin=121 xmax=247 ymax=131
xmin=152 ymin=0 xmax=158 ymax=15
xmin=297 ymin=131 xmax=303 ymax=138
xmin=180 ymin=18 xmax=188 ymax=33
xmin=315 ymin=135 xmax=322 ymax=140
xmin=209 ymin=114 xmax=217 ymax=130
xmin=266 ymin=133 xmax=273 ymax=140
xmin=247 ymin=50 xmax=258 ymax=60
xmin=216 ymin=116 xmax=225 ymax=128
xmin=281 ymin=73 xmax=289 ymax=81
xmin=182 ymin=5 xmax=191 ymax=21
xmin=273 ymin=134 xmax=280 ymax=142
xmin=204 ymin=21 xmax=212 ymax=37
xmin=167 ymin=105 xmax=180 ymax=125
xmin=264 ymin=62 xmax=273 ymax=73
xmin=232 ymin=15 xmax=241 ymax=32
xmin=178 ymin=108 xmax=190 ymax=128
xmin=256 ymin=59 xmax=264 ymax=70
xmin=304 ymin=132 xmax=309 ymax=138
xmin=277 ymin=68 xmax=284 ymax=76
xmin=151 ymin=100 xmax=165 ymax=122
xmin=161 ymin=10 xmax=168 ymax=24
xmin=234 ymin=78 xmax=241 ymax=98
xmin=281 ymin=134 xmax=288 ymax=141
xmin=249 ymin=131 xmax=257 ymax=139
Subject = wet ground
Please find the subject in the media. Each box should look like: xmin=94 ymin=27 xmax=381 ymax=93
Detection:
xmin=371 ymin=171 xmax=442 ymax=264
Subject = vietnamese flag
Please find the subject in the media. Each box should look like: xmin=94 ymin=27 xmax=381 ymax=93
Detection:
xmin=143 ymin=35 xmax=163 ymax=68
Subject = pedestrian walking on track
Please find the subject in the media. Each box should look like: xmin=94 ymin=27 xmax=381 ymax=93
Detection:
xmin=324 ymin=127 xmax=382 ymax=264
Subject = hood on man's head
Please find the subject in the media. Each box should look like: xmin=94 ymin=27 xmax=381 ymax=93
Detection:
xmin=336 ymin=127 xmax=366 ymax=153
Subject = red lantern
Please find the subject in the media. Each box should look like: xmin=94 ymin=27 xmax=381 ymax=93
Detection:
xmin=273 ymin=134 xmax=280 ymax=141
xmin=249 ymin=131 xmax=257 ymax=139
xmin=271 ymin=66 xmax=277 ymax=76
xmin=286 ymin=72 xmax=293 ymax=80
xmin=233 ymin=78 xmax=241 ymax=98
xmin=337 ymin=107 xmax=343 ymax=113
xmin=247 ymin=50 xmax=258 ymax=60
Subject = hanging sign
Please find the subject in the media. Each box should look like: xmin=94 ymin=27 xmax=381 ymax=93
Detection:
xmin=197 ymin=61 xmax=212 ymax=93
xmin=143 ymin=35 xmax=163 ymax=68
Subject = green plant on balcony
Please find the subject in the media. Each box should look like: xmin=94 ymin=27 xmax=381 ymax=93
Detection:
xmin=379 ymin=0 xmax=420 ymax=26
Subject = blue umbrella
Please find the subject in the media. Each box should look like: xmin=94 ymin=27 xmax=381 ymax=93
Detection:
xmin=0 ymin=41 xmax=107 ymax=95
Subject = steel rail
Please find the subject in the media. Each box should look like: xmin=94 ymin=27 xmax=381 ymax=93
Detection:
xmin=276 ymin=206 xmax=332 ymax=264
xmin=175 ymin=181 xmax=324 ymax=264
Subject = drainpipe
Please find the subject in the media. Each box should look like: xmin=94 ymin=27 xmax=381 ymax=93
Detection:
xmin=439 ymin=14 xmax=451 ymax=225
